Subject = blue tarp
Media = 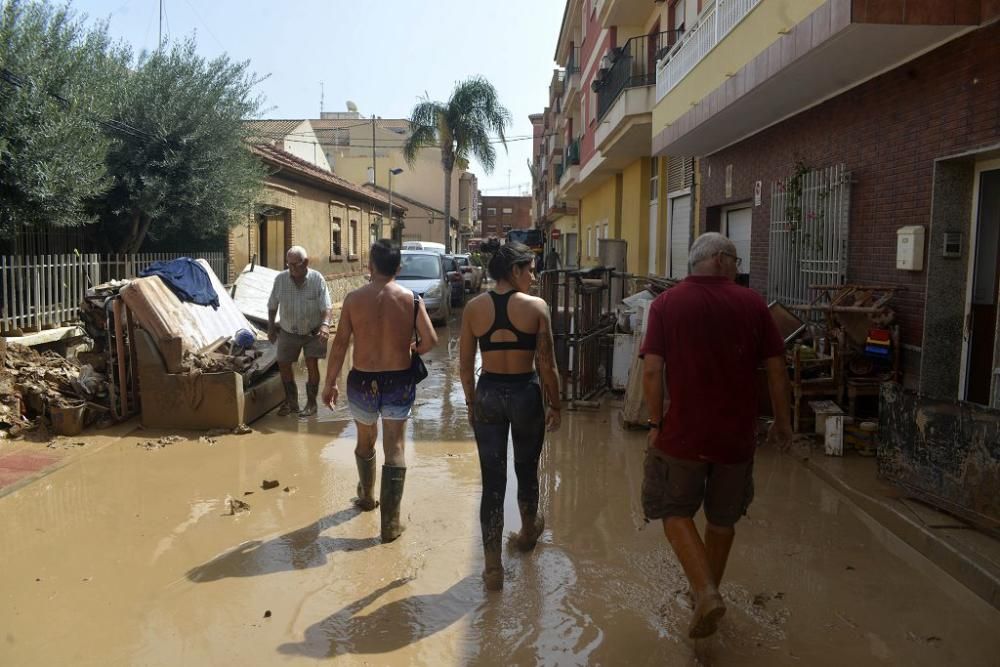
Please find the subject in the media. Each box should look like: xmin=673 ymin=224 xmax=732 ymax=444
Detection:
xmin=140 ymin=257 xmax=220 ymax=309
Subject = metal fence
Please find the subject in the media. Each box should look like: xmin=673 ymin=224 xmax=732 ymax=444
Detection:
xmin=0 ymin=253 xmax=101 ymax=332
xmin=539 ymin=267 xmax=621 ymax=404
xmin=767 ymin=164 xmax=851 ymax=309
xmin=1 ymin=251 xmax=226 ymax=332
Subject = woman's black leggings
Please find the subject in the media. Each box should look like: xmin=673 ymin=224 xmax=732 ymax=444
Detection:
xmin=472 ymin=372 xmax=546 ymax=553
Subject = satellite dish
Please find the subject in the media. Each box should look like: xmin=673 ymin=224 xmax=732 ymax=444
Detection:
xmin=346 ymin=101 xmax=358 ymax=112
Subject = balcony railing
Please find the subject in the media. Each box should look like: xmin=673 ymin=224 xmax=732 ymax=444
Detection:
xmin=656 ymin=0 xmax=761 ymax=102
xmin=596 ymin=32 xmax=675 ymax=121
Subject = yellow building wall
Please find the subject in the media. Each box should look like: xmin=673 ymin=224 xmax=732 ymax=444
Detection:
xmin=229 ymin=179 xmax=388 ymax=285
xmin=619 ymin=159 xmax=651 ymax=275
xmin=652 ymin=0 xmax=824 ymax=137
xmin=580 ymin=176 xmax=620 ymax=267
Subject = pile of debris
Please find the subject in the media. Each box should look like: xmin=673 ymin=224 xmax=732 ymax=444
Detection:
xmin=0 ymin=343 xmax=109 ymax=437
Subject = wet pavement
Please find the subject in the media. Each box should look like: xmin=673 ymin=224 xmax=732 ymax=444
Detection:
xmin=2 ymin=315 xmax=999 ymax=666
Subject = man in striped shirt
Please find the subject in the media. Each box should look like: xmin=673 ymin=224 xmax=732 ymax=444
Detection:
xmin=267 ymin=246 xmax=332 ymax=417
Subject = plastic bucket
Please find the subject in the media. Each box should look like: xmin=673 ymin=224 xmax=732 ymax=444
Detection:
xmin=50 ymin=402 xmax=86 ymax=436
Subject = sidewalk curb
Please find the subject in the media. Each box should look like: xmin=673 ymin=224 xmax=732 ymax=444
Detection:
xmin=802 ymin=456 xmax=1000 ymax=612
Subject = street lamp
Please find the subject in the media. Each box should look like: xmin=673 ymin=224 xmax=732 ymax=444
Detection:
xmin=387 ymin=167 xmax=403 ymax=241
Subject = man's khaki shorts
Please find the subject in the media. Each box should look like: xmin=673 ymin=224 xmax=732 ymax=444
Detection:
xmin=641 ymin=448 xmax=754 ymax=527
xmin=276 ymin=330 xmax=327 ymax=364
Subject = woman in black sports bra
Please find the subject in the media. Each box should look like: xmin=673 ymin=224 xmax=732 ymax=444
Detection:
xmin=459 ymin=242 xmax=562 ymax=592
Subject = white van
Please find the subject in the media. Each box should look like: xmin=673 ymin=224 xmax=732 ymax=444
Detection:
xmin=402 ymin=241 xmax=446 ymax=254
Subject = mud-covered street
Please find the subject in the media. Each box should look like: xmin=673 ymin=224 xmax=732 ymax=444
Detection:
xmin=1 ymin=317 xmax=998 ymax=666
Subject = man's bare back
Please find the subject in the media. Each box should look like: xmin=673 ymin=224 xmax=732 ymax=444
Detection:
xmin=344 ymin=281 xmax=419 ymax=372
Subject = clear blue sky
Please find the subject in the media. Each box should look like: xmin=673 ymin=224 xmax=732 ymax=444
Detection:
xmin=74 ymin=0 xmax=564 ymax=196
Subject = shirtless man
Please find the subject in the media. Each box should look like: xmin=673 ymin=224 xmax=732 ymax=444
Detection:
xmin=322 ymin=240 xmax=437 ymax=542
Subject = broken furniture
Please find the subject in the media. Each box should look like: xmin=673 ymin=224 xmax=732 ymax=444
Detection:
xmin=790 ymin=341 xmax=843 ymax=433
xmin=120 ymin=259 xmax=283 ymax=429
xmin=790 ymin=284 xmax=902 ymax=427
xmin=231 ymin=263 xmax=282 ymax=326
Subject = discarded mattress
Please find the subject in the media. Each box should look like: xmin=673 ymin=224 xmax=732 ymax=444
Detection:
xmin=121 ymin=259 xmax=261 ymax=373
xmin=231 ymin=264 xmax=281 ymax=325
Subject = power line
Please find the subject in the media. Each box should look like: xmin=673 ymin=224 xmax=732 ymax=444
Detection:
xmin=0 ymin=66 xmax=158 ymax=142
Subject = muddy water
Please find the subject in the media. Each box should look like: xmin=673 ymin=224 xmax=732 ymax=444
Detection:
xmin=2 ymin=317 xmax=999 ymax=666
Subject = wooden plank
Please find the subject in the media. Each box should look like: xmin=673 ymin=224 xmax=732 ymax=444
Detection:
xmin=3 ymin=325 xmax=86 ymax=346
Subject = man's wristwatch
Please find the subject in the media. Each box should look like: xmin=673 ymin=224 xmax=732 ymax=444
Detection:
xmin=647 ymin=419 xmax=661 ymax=430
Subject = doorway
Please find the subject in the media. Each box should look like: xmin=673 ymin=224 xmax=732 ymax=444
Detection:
xmin=725 ymin=206 xmax=752 ymax=286
xmin=565 ymin=232 xmax=578 ymax=268
xmin=963 ymin=166 xmax=1000 ymax=404
xmin=256 ymin=208 xmax=287 ymax=269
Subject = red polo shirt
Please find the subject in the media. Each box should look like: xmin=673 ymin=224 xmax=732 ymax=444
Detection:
xmin=639 ymin=276 xmax=785 ymax=464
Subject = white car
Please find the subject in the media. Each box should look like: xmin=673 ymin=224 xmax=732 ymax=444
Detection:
xmin=452 ymin=254 xmax=483 ymax=292
xmin=401 ymin=241 xmax=446 ymax=254
xmin=397 ymin=251 xmax=450 ymax=326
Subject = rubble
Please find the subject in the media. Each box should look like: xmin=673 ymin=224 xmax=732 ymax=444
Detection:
xmin=136 ymin=435 xmax=184 ymax=450
xmin=1 ymin=343 xmax=109 ymax=438
xmin=228 ymin=498 xmax=251 ymax=515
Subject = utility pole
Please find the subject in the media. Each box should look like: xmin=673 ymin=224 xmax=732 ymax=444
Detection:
xmin=371 ymin=115 xmax=377 ymax=189
xmin=158 ymin=0 xmax=163 ymax=50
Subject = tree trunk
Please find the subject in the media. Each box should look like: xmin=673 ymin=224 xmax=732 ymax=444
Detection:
xmin=117 ymin=210 xmax=152 ymax=253
xmin=443 ymin=166 xmax=453 ymax=253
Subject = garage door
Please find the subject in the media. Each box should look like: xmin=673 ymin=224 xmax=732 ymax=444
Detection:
xmin=669 ymin=195 xmax=691 ymax=279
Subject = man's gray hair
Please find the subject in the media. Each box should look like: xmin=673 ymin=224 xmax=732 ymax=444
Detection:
xmin=286 ymin=245 xmax=308 ymax=262
xmin=688 ymin=232 xmax=736 ymax=269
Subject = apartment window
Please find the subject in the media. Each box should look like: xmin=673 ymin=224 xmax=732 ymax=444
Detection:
xmin=330 ymin=216 xmax=343 ymax=258
xmin=587 ymin=226 xmax=592 ymax=257
xmin=590 ymin=91 xmax=597 ymax=124
xmin=650 ymin=158 xmax=660 ymax=203
xmin=487 ymin=207 xmax=497 ymax=216
xmin=502 ymin=207 xmax=513 ymax=214
xmin=603 ymin=223 xmax=609 ymax=240
xmin=350 ymin=219 xmax=358 ymax=257
xmin=671 ymin=0 xmax=686 ymax=34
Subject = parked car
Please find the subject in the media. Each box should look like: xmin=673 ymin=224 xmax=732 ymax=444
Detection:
xmin=452 ymin=253 xmax=482 ymax=292
xmin=442 ymin=255 xmax=466 ymax=308
xmin=397 ymin=251 xmax=450 ymax=326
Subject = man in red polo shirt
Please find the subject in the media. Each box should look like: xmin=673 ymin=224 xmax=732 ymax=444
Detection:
xmin=640 ymin=232 xmax=792 ymax=639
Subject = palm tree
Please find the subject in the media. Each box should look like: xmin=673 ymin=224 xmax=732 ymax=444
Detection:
xmin=403 ymin=77 xmax=511 ymax=252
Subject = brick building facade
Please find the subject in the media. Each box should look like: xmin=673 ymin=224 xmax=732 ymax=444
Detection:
xmin=480 ymin=195 xmax=534 ymax=240
xmin=698 ymin=19 xmax=1000 ymax=391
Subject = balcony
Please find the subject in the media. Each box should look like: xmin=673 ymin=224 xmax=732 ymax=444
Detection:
xmin=652 ymin=0 xmax=978 ymax=156
xmin=593 ymin=32 xmax=671 ymax=163
xmin=559 ymin=137 xmax=582 ymax=192
xmin=656 ymin=0 xmax=762 ymax=102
